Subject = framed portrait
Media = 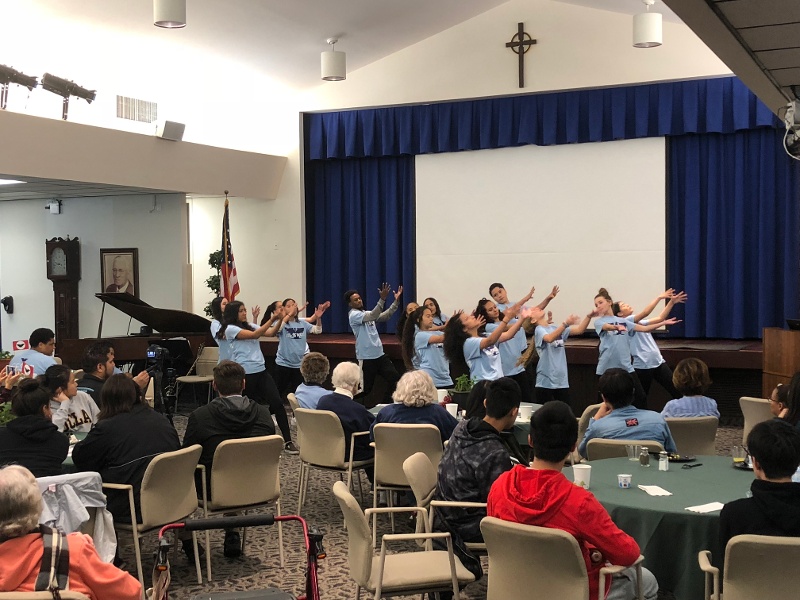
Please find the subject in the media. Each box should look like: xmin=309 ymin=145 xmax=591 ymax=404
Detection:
xmin=100 ymin=248 xmax=139 ymax=298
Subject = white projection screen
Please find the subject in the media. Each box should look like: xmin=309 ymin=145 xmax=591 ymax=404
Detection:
xmin=415 ymin=138 xmax=667 ymax=323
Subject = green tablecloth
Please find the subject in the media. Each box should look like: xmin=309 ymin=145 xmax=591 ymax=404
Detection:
xmin=570 ymin=455 xmax=754 ymax=600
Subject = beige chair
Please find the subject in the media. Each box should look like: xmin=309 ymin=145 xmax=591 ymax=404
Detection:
xmin=481 ymin=516 xmax=644 ymax=600
xmin=698 ymin=534 xmax=800 ymax=600
xmin=176 ymin=344 xmax=218 ymax=405
xmin=665 ymin=416 xmax=718 ymax=455
xmin=577 ymin=403 xmax=602 ymax=444
xmin=287 ymin=392 xmax=300 ymax=414
xmin=103 ymin=445 xmax=203 ymax=591
xmin=198 ymin=435 xmax=284 ymax=581
xmin=332 ymin=480 xmax=475 ymax=600
xmin=71 ymin=369 xmax=84 ymax=380
xmin=294 ymin=408 xmax=373 ymax=512
xmin=585 ymin=439 xmax=665 ymax=461
xmin=403 ymin=452 xmax=487 ymax=554
xmin=0 ymin=594 xmax=90 ymax=599
xmin=372 ymin=424 xmax=443 ymax=546
xmin=739 ymin=396 xmax=772 ymax=445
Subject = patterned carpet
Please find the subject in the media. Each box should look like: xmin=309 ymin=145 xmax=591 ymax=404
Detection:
xmin=115 ymin=408 xmax=745 ymax=600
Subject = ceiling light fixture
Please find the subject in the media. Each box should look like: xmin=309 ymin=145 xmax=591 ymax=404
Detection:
xmin=154 ymin=0 xmax=186 ymax=29
xmin=321 ymin=38 xmax=346 ymax=81
xmin=0 ymin=178 xmax=26 ymax=186
xmin=0 ymin=64 xmax=38 ymax=110
xmin=633 ymin=0 xmax=662 ymax=49
xmin=41 ymin=73 xmax=96 ymax=120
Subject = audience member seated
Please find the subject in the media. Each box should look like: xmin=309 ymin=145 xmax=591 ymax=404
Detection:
xmin=660 ymin=358 xmax=719 ymax=418
xmin=0 ymin=465 xmax=141 ymax=598
xmin=488 ymin=401 xmax=659 ymax=600
xmin=771 ymin=372 xmax=800 ymax=431
xmin=72 ymin=375 xmax=180 ymax=525
xmin=0 ymin=379 xmax=68 ymax=477
xmin=76 ymin=341 xmax=150 ymax=407
xmin=461 ymin=379 xmax=528 ymax=464
xmin=371 ymin=370 xmax=458 ymax=443
xmin=294 ymin=352 xmax=330 ymax=409
xmin=316 ymin=362 xmax=375 ymax=481
xmin=8 ymin=328 xmax=57 ymax=377
xmin=579 ymin=368 xmax=677 ymax=458
xmin=719 ymin=419 xmax=800 ymax=549
xmin=40 ymin=365 xmax=100 ymax=433
xmin=182 ymin=360 xmax=275 ymax=557
xmin=433 ymin=377 xmax=521 ymax=578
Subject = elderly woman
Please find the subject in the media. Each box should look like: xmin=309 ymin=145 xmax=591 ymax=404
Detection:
xmin=371 ymin=370 xmax=458 ymax=443
xmin=294 ymin=352 xmax=330 ymax=409
xmin=0 ymin=379 xmax=68 ymax=477
xmin=0 ymin=465 xmax=141 ymax=598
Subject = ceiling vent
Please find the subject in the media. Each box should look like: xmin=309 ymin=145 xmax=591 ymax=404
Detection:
xmin=116 ymin=95 xmax=158 ymax=123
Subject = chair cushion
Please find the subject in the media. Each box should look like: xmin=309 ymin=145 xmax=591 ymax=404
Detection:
xmin=366 ymin=550 xmax=475 ymax=591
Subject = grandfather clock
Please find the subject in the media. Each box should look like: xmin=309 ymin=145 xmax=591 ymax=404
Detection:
xmin=45 ymin=237 xmax=81 ymax=341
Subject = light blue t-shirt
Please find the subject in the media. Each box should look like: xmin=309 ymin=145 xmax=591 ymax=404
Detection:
xmin=210 ymin=320 xmax=232 ymax=363
xmin=294 ymin=383 xmax=328 ymax=410
xmin=9 ymin=349 xmax=57 ymax=377
xmin=485 ymin=322 xmax=525 ymax=376
xmin=276 ymin=319 xmax=314 ymax=368
xmin=534 ymin=324 xmax=571 ymax=389
xmin=414 ymin=330 xmax=453 ymax=388
xmin=594 ymin=316 xmax=635 ymax=374
xmin=432 ymin=313 xmax=449 ymax=327
xmin=224 ymin=323 xmax=265 ymax=374
xmin=629 ymin=319 xmax=665 ymax=370
xmin=348 ymin=308 xmax=384 ymax=360
xmin=578 ymin=405 xmax=678 ymax=457
xmin=463 ymin=337 xmax=504 ymax=382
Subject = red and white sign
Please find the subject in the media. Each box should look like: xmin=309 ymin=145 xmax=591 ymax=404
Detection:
xmin=12 ymin=339 xmax=30 ymax=351
xmin=21 ymin=363 xmax=35 ymax=377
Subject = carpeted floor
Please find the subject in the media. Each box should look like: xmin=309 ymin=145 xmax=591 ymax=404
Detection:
xmin=115 ymin=408 xmax=745 ymax=600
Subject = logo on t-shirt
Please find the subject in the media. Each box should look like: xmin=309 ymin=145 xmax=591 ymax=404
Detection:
xmin=482 ymin=345 xmax=499 ymax=357
xmin=625 ymin=418 xmax=639 ymax=428
xmin=285 ymin=326 xmax=304 ymax=340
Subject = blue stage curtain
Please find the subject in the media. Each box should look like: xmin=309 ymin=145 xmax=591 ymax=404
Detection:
xmin=306 ymin=77 xmax=778 ymax=160
xmin=305 ymin=156 xmax=415 ymax=334
xmin=668 ymin=128 xmax=800 ymax=338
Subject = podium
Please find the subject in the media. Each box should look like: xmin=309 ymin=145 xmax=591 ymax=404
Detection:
xmin=762 ymin=327 xmax=800 ymax=397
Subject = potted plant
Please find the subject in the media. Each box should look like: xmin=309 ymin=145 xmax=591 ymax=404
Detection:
xmin=448 ymin=374 xmax=475 ymax=409
xmin=203 ymin=250 xmax=223 ymax=318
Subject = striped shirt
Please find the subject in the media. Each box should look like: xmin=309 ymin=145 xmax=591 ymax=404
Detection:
xmin=661 ymin=395 xmax=720 ymax=418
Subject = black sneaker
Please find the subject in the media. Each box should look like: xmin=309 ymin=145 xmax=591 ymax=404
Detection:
xmin=283 ymin=440 xmax=300 ymax=455
xmin=181 ymin=538 xmax=205 ymax=562
xmin=224 ymin=530 xmax=242 ymax=558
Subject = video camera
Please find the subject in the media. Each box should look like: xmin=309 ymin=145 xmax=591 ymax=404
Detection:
xmin=145 ymin=343 xmax=177 ymax=422
xmin=146 ymin=343 xmax=169 ymax=374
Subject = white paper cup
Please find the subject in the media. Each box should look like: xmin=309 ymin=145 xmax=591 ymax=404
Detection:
xmin=518 ymin=404 xmax=533 ymax=421
xmin=572 ymin=464 xmax=592 ymax=490
xmin=445 ymin=403 xmax=459 ymax=418
xmin=437 ymin=389 xmax=449 ymax=403
xmin=618 ymin=474 xmax=632 ymax=489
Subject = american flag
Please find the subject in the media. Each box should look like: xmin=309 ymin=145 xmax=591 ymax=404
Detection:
xmin=221 ymin=199 xmax=240 ymax=301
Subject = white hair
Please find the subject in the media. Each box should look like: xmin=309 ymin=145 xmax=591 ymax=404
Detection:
xmin=393 ymin=370 xmax=437 ymax=408
xmin=331 ymin=362 xmax=361 ymax=393
xmin=0 ymin=465 xmax=42 ymax=540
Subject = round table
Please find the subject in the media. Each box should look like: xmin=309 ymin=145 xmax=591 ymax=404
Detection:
xmin=570 ymin=455 xmax=754 ymax=600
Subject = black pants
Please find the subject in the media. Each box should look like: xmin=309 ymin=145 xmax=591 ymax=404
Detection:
xmin=274 ymin=364 xmax=304 ymax=401
xmin=596 ymin=371 xmax=648 ymax=409
xmin=355 ymin=355 xmax=400 ymax=404
xmin=635 ymin=362 xmax=679 ymax=399
xmin=535 ymin=387 xmax=571 ymax=405
xmin=244 ymin=370 xmax=292 ymax=442
xmin=508 ymin=371 xmax=534 ymax=404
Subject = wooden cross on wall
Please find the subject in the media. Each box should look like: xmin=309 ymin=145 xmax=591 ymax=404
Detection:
xmin=506 ymin=22 xmax=537 ymax=88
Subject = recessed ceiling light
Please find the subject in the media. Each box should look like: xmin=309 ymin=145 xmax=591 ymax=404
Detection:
xmin=0 ymin=178 xmax=25 ymax=186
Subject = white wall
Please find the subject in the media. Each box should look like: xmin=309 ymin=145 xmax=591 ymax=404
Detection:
xmin=0 ymin=194 xmax=187 ymax=350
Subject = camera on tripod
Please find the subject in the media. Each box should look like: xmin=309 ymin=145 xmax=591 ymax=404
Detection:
xmin=146 ymin=343 xmax=169 ymax=374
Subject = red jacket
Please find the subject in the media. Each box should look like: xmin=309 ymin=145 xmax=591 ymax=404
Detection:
xmin=0 ymin=533 xmax=141 ymax=599
xmin=487 ymin=465 xmax=640 ymax=600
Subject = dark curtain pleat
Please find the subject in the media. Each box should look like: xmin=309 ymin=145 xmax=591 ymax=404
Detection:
xmin=668 ymin=129 xmax=800 ymax=338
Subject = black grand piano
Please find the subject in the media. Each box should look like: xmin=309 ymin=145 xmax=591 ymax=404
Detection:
xmin=58 ymin=293 xmax=214 ymax=373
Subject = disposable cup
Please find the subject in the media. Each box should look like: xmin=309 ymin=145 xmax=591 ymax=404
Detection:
xmin=518 ymin=404 xmax=533 ymax=421
xmin=732 ymin=445 xmax=747 ymax=465
xmin=437 ymin=389 xmax=449 ymax=403
xmin=445 ymin=403 xmax=459 ymax=418
xmin=626 ymin=444 xmax=641 ymax=461
xmin=618 ymin=474 xmax=632 ymax=489
xmin=572 ymin=464 xmax=592 ymax=490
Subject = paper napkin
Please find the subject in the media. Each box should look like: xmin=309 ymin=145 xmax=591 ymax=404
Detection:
xmin=637 ymin=485 xmax=672 ymax=496
xmin=685 ymin=502 xmax=724 ymax=513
